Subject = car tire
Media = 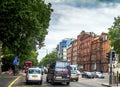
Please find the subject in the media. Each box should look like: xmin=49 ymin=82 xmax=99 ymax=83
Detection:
xmin=51 ymin=80 xmax=55 ymax=85
xmin=39 ymin=80 xmax=42 ymax=84
xmin=46 ymin=78 xmax=48 ymax=82
xmin=66 ymin=82 xmax=70 ymax=85
xmin=76 ymin=79 xmax=78 ymax=81
xmin=26 ymin=80 xmax=29 ymax=84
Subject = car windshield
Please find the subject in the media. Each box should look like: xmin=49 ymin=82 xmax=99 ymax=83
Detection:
xmin=71 ymin=71 xmax=77 ymax=74
xmin=56 ymin=62 xmax=69 ymax=68
xmin=28 ymin=69 xmax=40 ymax=74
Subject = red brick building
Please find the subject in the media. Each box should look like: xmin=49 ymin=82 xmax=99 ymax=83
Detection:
xmin=67 ymin=39 xmax=77 ymax=65
xmin=90 ymin=33 xmax=110 ymax=72
xmin=71 ymin=39 xmax=77 ymax=65
xmin=77 ymin=31 xmax=110 ymax=72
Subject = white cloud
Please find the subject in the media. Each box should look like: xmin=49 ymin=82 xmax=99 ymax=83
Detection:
xmin=37 ymin=1 xmax=120 ymax=62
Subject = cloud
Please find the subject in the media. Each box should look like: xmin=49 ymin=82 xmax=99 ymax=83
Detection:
xmin=37 ymin=0 xmax=120 ymax=62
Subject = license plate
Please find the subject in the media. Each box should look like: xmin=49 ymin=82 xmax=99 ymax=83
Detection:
xmin=56 ymin=76 xmax=62 ymax=78
xmin=71 ymin=75 xmax=77 ymax=78
xmin=32 ymin=75 xmax=38 ymax=78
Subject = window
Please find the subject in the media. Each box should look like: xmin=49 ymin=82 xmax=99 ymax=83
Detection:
xmin=29 ymin=69 xmax=40 ymax=74
xmin=56 ymin=62 xmax=69 ymax=68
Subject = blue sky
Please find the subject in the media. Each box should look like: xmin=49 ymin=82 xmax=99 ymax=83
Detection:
xmin=37 ymin=0 xmax=120 ymax=62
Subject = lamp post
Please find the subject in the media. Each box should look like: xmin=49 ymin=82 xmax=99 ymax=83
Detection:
xmin=0 ymin=41 xmax=3 ymax=75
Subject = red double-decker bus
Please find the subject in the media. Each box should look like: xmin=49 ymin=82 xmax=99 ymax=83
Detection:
xmin=24 ymin=61 xmax=32 ymax=73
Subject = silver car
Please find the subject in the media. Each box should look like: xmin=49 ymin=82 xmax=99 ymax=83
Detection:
xmin=26 ymin=67 xmax=43 ymax=84
xmin=93 ymin=71 xmax=104 ymax=78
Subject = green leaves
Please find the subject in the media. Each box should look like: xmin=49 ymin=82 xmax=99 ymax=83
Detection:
xmin=108 ymin=16 xmax=120 ymax=59
xmin=0 ymin=0 xmax=52 ymax=65
xmin=39 ymin=52 xmax=61 ymax=66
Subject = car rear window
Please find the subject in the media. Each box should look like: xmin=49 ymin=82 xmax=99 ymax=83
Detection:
xmin=56 ymin=62 xmax=69 ymax=68
xmin=71 ymin=71 xmax=77 ymax=74
xmin=28 ymin=69 xmax=40 ymax=74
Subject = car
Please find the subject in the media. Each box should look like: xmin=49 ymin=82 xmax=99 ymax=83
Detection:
xmin=76 ymin=70 xmax=81 ymax=75
xmin=92 ymin=71 xmax=104 ymax=78
xmin=46 ymin=61 xmax=71 ymax=85
xmin=82 ymin=71 xmax=94 ymax=78
xmin=26 ymin=67 xmax=43 ymax=84
xmin=71 ymin=70 xmax=79 ymax=81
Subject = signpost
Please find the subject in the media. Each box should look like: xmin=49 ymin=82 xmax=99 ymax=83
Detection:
xmin=13 ymin=56 xmax=19 ymax=76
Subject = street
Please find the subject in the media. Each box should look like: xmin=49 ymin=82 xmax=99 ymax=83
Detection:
xmin=12 ymin=73 xmax=109 ymax=87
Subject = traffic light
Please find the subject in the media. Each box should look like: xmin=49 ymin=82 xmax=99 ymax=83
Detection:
xmin=106 ymin=52 xmax=110 ymax=58
xmin=106 ymin=52 xmax=110 ymax=62
xmin=112 ymin=51 xmax=116 ymax=61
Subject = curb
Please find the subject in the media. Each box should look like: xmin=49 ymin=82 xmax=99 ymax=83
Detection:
xmin=101 ymin=83 xmax=112 ymax=87
xmin=8 ymin=76 xmax=21 ymax=87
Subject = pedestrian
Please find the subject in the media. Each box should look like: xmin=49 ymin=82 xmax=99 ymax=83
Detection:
xmin=8 ymin=67 xmax=13 ymax=75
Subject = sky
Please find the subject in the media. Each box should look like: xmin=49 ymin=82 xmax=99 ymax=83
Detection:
xmin=37 ymin=0 xmax=120 ymax=62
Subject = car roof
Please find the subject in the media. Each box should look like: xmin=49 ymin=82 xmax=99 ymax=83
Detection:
xmin=28 ymin=67 xmax=41 ymax=70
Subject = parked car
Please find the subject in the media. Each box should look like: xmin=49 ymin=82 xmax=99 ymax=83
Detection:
xmin=82 ymin=71 xmax=94 ymax=78
xmin=71 ymin=70 xmax=79 ymax=81
xmin=92 ymin=71 xmax=104 ymax=78
xmin=26 ymin=67 xmax=43 ymax=84
xmin=76 ymin=70 xmax=81 ymax=75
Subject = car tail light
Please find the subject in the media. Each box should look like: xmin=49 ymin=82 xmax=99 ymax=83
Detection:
xmin=54 ymin=76 xmax=56 ymax=79
xmin=26 ymin=75 xmax=28 ymax=80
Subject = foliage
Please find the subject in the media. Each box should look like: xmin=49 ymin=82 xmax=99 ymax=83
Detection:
xmin=0 ymin=0 xmax=52 ymax=65
xmin=108 ymin=16 xmax=120 ymax=60
xmin=39 ymin=51 xmax=61 ymax=66
xmin=2 ymin=55 xmax=14 ymax=71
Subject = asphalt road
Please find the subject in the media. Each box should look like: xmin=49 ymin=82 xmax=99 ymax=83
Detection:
xmin=12 ymin=73 xmax=109 ymax=87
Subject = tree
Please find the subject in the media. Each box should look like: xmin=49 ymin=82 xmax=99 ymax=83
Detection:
xmin=108 ymin=16 xmax=120 ymax=61
xmin=39 ymin=51 xmax=61 ymax=66
xmin=0 ymin=0 xmax=52 ymax=65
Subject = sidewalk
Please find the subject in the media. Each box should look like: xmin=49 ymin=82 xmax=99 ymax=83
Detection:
xmin=102 ymin=83 xmax=120 ymax=87
xmin=0 ymin=71 xmax=23 ymax=87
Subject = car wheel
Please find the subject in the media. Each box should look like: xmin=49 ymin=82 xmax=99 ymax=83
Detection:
xmin=26 ymin=80 xmax=29 ymax=84
xmin=46 ymin=78 xmax=48 ymax=82
xmin=39 ymin=80 xmax=42 ymax=85
xmin=96 ymin=75 xmax=98 ymax=78
xmin=76 ymin=79 xmax=78 ymax=81
xmin=66 ymin=82 xmax=70 ymax=85
xmin=51 ymin=80 xmax=54 ymax=85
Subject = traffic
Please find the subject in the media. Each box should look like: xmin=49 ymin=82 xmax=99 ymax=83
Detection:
xmin=9 ymin=60 xmax=107 ymax=87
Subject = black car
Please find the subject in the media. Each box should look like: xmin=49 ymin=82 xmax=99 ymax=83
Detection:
xmin=82 ymin=71 xmax=94 ymax=78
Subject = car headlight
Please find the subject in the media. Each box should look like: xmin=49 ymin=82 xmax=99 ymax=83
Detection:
xmin=67 ymin=75 xmax=70 ymax=77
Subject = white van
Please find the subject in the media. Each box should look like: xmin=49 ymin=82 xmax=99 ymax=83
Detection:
xmin=26 ymin=67 xmax=43 ymax=84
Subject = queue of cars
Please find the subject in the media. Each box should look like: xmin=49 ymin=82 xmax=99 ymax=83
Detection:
xmin=24 ymin=63 xmax=104 ymax=85
xmin=82 ymin=71 xmax=104 ymax=79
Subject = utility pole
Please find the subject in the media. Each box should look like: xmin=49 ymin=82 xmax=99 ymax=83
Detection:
xmin=109 ymin=51 xmax=112 ymax=85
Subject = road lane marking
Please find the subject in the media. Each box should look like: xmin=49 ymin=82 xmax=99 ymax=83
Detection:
xmin=8 ymin=76 xmax=21 ymax=87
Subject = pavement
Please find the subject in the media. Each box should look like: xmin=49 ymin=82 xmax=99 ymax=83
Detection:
xmin=102 ymin=83 xmax=120 ymax=87
xmin=0 ymin=72 xmax=120 ymax=87
xmin=0 ymin=71 xmax=23 ymax=87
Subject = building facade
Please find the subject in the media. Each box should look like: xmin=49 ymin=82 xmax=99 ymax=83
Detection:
xmin=56 ymin=38 xmax=75 ymax=60
xmin=77 ymin=31 xmax=95 ymax=71
xmin=77 ymin=31 xmax=110 ymax=72
xmin=67 ymin=39 xmax=77 ymax=65
xmin=90 ymin=33 xmax=110 ymax=72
